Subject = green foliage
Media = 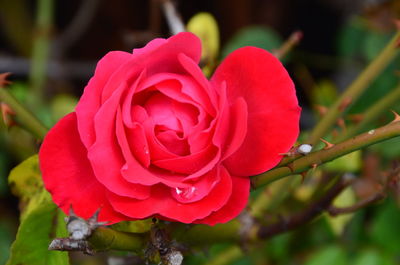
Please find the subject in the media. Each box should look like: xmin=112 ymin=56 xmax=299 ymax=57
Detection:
xmin=324 ymin=151 xmax=362 ymax=173
xmin=221 ymin=26 xmax=283 ymax=59
xmin=8 ymin=155 xmax=42 ymax=205
xmin=6 ymin=155 xmax=69 ymax=265
xmin=305 ymin=245 xmax=348 ymax=265
xmin=50 ymin=94 xmax=78 ymax=123
xmin=369 ymin=198 xmax=400 ymax=255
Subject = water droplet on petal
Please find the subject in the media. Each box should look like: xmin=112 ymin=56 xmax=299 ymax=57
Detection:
xmin=174 ymin=186 xmax=197 ymax=200
xmin=143 ymin=146 xmax=149 ymax=155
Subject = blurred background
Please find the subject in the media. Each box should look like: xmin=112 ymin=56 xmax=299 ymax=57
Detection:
xmin=1 ymin=0 xmax=400 ymax=264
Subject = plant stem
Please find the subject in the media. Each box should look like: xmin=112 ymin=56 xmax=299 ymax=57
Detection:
xmin=88 ymin=227 xmax=145 ymax=252
xmin=257 ymin=174 xmax=351 ymax=239
xmin=29 ymin=0 xmax=54 ymax=107
xmin=251 ymin=120 xmax=400 ymax=188
xmin=0 ymin=87 xmax=48 ymax=139
xmin=307 ymin=30 xmax=400 ymax=145
xmin=274 ymin=31 xmax=303 ymax=59
xmin=338 ymin=83 xmax=400 ymax=141
xmin=173 ymin=220 xmax=242 ymax=246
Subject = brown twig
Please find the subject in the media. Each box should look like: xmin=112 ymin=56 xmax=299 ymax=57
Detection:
xmin=327 ymin=192 xmax=386 ymax=216
xmin=257 ymin=175 xmax=353 ymax=239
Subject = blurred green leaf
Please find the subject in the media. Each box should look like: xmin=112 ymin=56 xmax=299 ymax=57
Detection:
xmin=370 ymin=198 xmax=400 ymax=255
xmin=0 ymin=221 xmax=15 ymax=265
xmin=324 ymin=151 xmax=362 ymax=173
xmin=187 ymin=12 xmax=220 ymax=76
xmin=8 ymin=155 xmax=42 ymax=206
xmin=305 ymin=245 xmax=347 ymax=265
xmin=6 ymin=155 xmax=69 ymax=265
xmin=326 ymin=187 xmax=356 ymax=235
xmin=6 ymin=191 xmax=69 ymax=265
xmin=369 ymin=136 xmax=400 ymax=159
xmin=311 ymin=80 xmax=338 ymax=107
xmin=353 ymin=249 xmax=394 ymax=265
xmin=221 ymin=26 xmax=283 ymax=59
xmin=50 ymin=94 xmax=78 ymax=123
xmin=264 ymin=233 xmax=291 ymax=262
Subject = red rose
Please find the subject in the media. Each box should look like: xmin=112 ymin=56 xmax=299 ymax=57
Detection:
xmin=39 ymin=32 xmax=300 ymax=225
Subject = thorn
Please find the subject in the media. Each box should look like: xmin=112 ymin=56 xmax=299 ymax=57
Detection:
xmin=337 ymin=118 xmax=347 ymax=131
xmin=279 ymin=147 xmax=297 ymax=157
xmin=339 ymin=97 xmax=352 ymax=112
xmin=348 ymin=114 xmax=364 ymax=124
xmin=394 ymin=19 xmax=400 ymax=30
xmin=320 ymin=138 xmax=334 ymax=149
xmin=1 ymin=103 xmax=16 ymax=128
xmin=315 ymin=105 xmax=328 ymax=116
xmin=391 ymin=110 xmax=400 ymax=122
xmin=0 ymin=72 xmax=12 ymax=88
xmin=286 ymin=163 xmax=295 ymax=173
xmin=300 ymin=171 xmax=308 ymax=184
xmin=69 ymin=205 xmax=76 ymax=217
xmin=311 ymin=163 xmax=318 ymax=170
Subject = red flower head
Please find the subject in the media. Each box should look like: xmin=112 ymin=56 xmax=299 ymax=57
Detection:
xmin=39 ymin=32 xmax=301 ymax=225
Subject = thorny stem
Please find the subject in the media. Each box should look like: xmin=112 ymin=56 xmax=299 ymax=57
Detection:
xmin=29 ymin=0 xmax=54 ymax=108
xmin=337 ymin=83 xmax=400 ymax=141
xmin=274 ymin=31 xmax=303 ymax=60
xmin=307 ymin=30 xmax=400 ymax=145
xmin=251 ymin=120 xmax=400 ymax=189
xmin=0 ymin=87 xmax=48 ymax=139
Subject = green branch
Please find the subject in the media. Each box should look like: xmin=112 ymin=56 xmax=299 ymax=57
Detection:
xmin=29 ymin=0 xmax=54 ymax=107
xmin=338 ymin=83 xmax=400 ymax=141
xmin=0 ymin=87 xmax=48 ymax=139
xmin=251 ymin=120 xmax=400 ymax=188
xmin=88 ymin=227 xmax=145 ymax=252
xmin=307 ymin=30 xmax=400 ymax=145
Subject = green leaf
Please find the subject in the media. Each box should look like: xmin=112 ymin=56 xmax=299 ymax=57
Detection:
xmin=50 ymin=94 xmax=78 ymax=123
xmin=353 ymin=249 xmax=394 ymax=265
xmin=8 ymin=155 xmax=42 ymax=207
xmin=369 ymin=198 xmax=400 ymax=255
xmin=6 ymin=191 xmax=69 ymax=265
xmin=6 ymin=155 xmax=69 ymax=265
xmin=187 ymin=12 xmax=220 ymax=76
xmin=304 ymin=245 xmax=347 ymax=265
xmin=326 ymin=187 xmax=356 ymax=235
xmin=324 ymin=151 xmax=362 ymax=173
xmin=221 ymin=26 xmax=283 ymax=59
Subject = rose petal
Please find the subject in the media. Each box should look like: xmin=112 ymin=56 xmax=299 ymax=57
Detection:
xmin=107 ymin=165 xmax=232 ymax=223
xmin=76 ymin=51 xmax=133 ymax=148
xmin=88 ymin=82 xmax=151 ymax=198
xmin=194 ymin=173 xmax=250 ymax=225
xmin=39 ymin=113 xmax=128 ymax=223
xmin=211 ymin=47 xmax=301 ymax=176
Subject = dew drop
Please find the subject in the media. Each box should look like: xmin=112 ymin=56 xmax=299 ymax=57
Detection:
xmin=175 ymin=186 xmax=197 ymax=200
xmin=143 ymin=146 xmax=149 ymax=155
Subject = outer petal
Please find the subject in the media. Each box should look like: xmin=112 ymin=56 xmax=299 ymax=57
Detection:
xmin=211 ymin=47 xmax=301 ymax=176
xmin=194 ymin=173 xmax=250 ymax=225
xmin=107 ymin=166 xmax=233 ymax=224
xmin=39 ymin=113 xmax=128 ymax=223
